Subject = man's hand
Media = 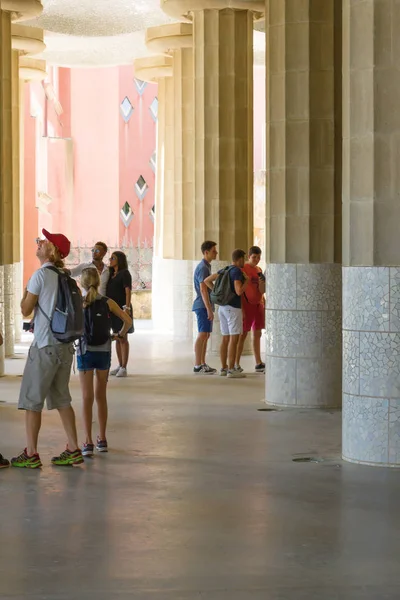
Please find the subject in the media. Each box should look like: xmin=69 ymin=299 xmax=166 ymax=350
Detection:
xmin=207 ymin=308 xmax=214 ymax=321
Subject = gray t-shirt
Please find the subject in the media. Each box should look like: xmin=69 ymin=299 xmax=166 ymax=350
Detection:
xmin=28 ymin=262 xmax=61 ymax=349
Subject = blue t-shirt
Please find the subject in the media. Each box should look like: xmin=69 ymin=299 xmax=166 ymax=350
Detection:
xmin=218 ymin=265 xmax=244 ymax=309
xmin=192 ymin=259 xmax=212 ymax=311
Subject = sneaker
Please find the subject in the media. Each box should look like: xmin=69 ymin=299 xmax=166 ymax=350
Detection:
xmin=227 ymin=369 xmax=246 ymax=379
xmin=82 ymin=443 xmax=94 ymax=457
xmin=220 ymin=368 xmax=228 ymax=377
xmin=116 ymin=367 xmax=127 ymax=378
xmin=110 ymin=366 xmax=121 ymax=376
xmin=193 ymin=365 xmax=214 ymax=374
xmin=235 ymin=365 xmax=244 ymax=373
xmin=0 ymin=454 xmax=10 ymax=469
xmin=51 ymin=448 xmax=84 ymax=466
xmin=96 ymin=437 xmax=108 ymax=453
xmin=203 ymin=364 xmax=217 ymax=373
xmin=255 ymin=362 xmax=265 ymax=373
xmin=11 ymin=449 xmax=42 ymax=469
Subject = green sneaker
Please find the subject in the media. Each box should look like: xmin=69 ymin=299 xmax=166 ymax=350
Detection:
xmin=11 ymin=449 xmax=42 ymax=469
xmin=51 ymin=448 xmax=84 ymax=466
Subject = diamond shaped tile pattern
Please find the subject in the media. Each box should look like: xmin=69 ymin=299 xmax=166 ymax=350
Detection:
xmin=120 ymin=96 xmax=134 ymax=122
xmin=149 ymin=96 xmax=158 ymax=121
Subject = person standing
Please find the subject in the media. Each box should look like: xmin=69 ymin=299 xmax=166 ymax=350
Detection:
xmin=192 ymin=241 xmax=218 ymax=374
xmin=69 ymin=241 xmax=110 ymax=295
xmin=78 ymin=268 xmax=132 ymax=456
xmin=106 ymin=251 xmax=132 ymax=378
xmin=205 ymin=249 xmax=249 ymax=378
xmin=11 ymin=229 xmax=83 ymax=468
xmin=235 ymin=246 xmax=266 ymax=373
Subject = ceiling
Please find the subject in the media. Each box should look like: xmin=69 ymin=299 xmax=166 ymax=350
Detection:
xmin=25 ymin=0 xmax=265 ymax=67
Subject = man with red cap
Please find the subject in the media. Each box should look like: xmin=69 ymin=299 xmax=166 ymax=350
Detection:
xmin=11 ymin=229 xmax=84 ymax=468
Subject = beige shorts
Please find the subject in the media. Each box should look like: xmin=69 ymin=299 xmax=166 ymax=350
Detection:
xmin=219 ymin=305 xmax=243 ymax=336
xmin=18 ymin=344 xmax=75 ymax=412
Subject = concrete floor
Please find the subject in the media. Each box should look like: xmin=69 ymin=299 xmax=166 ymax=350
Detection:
xmin=1 ymin=324 xmax=400 ymax=599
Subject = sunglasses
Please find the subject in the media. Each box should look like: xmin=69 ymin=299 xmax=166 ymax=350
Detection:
xmin=91 ymin=248 xmax=101 ymax=254
xmin=35 ymin=237 xmax=47 ymax=245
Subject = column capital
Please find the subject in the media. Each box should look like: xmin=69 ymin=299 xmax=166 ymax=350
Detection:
xmin=146 ymin=23 xmax=192 ymax=55
xmin=160 ymin=0 xmax=264 ymax=21
xmin=19 ymin=56 xmax=46 ymax=81
xmin=1 ymin=1 xmax=43 ymax=22
xmin=12 ymin=24 xmax=45 ymax=55
xmin=133 ymin=55 xmax=173 ymax=83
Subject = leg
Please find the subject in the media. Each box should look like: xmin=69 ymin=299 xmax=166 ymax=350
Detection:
xmin=57 ymin=406 xmax=80 ymax=451
xmin=253 ymin=329 xmax=262 ymax=365
xmin=26 ymin=410 xmax=42 ymax=456
xmin=115 ymin=339 xmax=123 ymax=368
xmin=95 ymin=369 xmax=109 ymax=441
xmin=79 ymin=371 xmax=95 ymax=445
xmin=195 ymin=332 xmax=208 ymax=366
xmin=228 ymin=335 xmax=240 ymax=370
xmin=200 ymin=333 xmax=210 ymax=365
xmin=120 ymin=338 xmax=130 ymax=369
xmin=236 ymin=331 xmax=248 ymax=366
xmin=220 ymin=336 xmax=229 ymax=370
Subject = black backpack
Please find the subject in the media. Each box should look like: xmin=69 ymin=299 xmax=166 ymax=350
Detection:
xmin=84 ymin=297 xmax=111 ymax=346
xmin=38 ymin=266 xmax=84 ymax=343
xmin=210 ymin=266 xmax=236 ymax=306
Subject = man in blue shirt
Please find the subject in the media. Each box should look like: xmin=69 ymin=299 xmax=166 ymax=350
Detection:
xmin=192 ymin=240 xmax=218 ymax=373
xmin=205 ymin=249 xmax=249 ymax=378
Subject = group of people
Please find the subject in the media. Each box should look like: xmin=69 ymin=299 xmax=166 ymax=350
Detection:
xmin=192 ymin=241 xmax=266 ymax=378
xmin=0 ymin=229 xmax=133 ymax=469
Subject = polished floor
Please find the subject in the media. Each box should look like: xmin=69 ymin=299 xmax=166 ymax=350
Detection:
xmin=1 ymin=324 xmax=400 ymax=599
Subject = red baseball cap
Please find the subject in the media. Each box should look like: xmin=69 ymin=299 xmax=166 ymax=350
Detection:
xmin=42 ymin=228 xmax=71 ymax=259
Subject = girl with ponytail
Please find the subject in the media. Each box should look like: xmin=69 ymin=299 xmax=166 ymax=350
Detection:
xmin=78 ymin=267 xmax=132 ymax=457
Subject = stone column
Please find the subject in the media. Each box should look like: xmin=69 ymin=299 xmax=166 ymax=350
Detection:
xmin=145 ymin=24 xmax=197 ymax=338
xmin=342 ymin=0 xmax=400 ymax=466
xmin=11 ymin=27 xmax=45 ymax=343
xmin=265 ymin=0 xmax=342 ymax=407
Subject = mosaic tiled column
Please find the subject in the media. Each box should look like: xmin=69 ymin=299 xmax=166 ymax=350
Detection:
xmin=342 ymin=0 xmax=400 ymax=466
xmin=265 ymin=0 xmax=342 ymax=407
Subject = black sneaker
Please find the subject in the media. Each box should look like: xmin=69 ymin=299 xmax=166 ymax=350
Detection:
xmin=193 ymin=365 xmax=214 ymax=374
xmin=202 ymin=364 xmax=217 ymax=374
xmin=255 ymin=363 xmax=265 ymax=373
xmin=0 ymin=454 xmax=10 ymax=469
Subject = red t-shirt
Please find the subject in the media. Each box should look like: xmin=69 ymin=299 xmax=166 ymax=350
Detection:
xmin=242 ymin=263 xmax=263 ymax=305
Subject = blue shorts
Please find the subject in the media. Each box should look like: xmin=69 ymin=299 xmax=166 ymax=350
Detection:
xmin=194 ymin=308 xmax=213 ymax=333
xmin=77 ymin=351 xmax=111 ymax=372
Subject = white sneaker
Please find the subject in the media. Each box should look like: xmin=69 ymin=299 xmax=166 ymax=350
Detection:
xmin=227 ymin=369 xmax=246 ymax=379
xmin=220 ymin=368 xmax=228 ymax=377
xmin=116 ymin=367 xmax=127 ymax=378
xmin=110 ymin=367 xmax=121 ymax=376
xmin=234 ymin=365 xmax=244 ymax=373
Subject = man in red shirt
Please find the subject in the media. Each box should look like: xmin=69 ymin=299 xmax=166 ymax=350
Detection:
xmin=235 ymin=246 xmax=266 ymax=373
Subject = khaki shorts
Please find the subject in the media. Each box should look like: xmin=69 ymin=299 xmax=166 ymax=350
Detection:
xmin=18 ymin=344 xmax=75 ymax=412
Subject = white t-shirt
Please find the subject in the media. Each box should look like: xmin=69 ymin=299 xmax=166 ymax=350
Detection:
xmin=70 ymin=262 xmax=110 ymax=296
xmin=27 ymin=262 xmax=61 ymax=348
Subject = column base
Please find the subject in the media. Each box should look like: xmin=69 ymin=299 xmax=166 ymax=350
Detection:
xmin=152 ymin=256 xmax=195 ymax=339
xmin=265 ymin=263 xmax=342 ymax=408
xmin=3 ymin=264 xmax=14 ymax=357
xmin=13 ymin=261 xmax=22 ymax=343
xmin=342 ymin=266 xmax=400 ymax=467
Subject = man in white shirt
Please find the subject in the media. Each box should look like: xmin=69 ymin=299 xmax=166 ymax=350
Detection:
xmin=11 ymin=228 xmax=83 ymax=469
xmin=68 ymin=241 xmax=109 ymax=295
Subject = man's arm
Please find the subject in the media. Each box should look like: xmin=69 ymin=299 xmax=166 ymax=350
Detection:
xmin=257 ymin=268 xmax=266 ymax=295
xmin=21 ymin=291 xmax=39 ymax=318
xmin=234 ymin=272 xmax=249 ymax=297
xmin=204 ymin=272 xmax=218 ymax=290
xmin=68 ymin=262 xmax=92 ymax=277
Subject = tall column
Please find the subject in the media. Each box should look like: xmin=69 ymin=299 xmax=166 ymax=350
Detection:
xmin=146 ymin=24 xmax=197 ymax=338
xmin=11 ymin=27 xmax=46 ymax=343
xmin=265 ymin=1 xmax=342 ymax=407
xmin=342 ymin=0 xmax=400 ymax=466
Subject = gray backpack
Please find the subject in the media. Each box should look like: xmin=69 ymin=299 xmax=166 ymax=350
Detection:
xmin=210 ymin=266 xmax=236 ymax=306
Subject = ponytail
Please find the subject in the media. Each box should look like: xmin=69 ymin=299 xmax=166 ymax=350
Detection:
xmin=81 ymin=268 xmax=100 ymax=307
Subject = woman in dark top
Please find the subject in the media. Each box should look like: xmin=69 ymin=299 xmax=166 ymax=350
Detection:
xmin=106 ymin=251 xmax=133 ymax=378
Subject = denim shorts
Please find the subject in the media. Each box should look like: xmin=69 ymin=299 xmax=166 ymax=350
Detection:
xmin=77 ymin=351 xmax=111 ymax=372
